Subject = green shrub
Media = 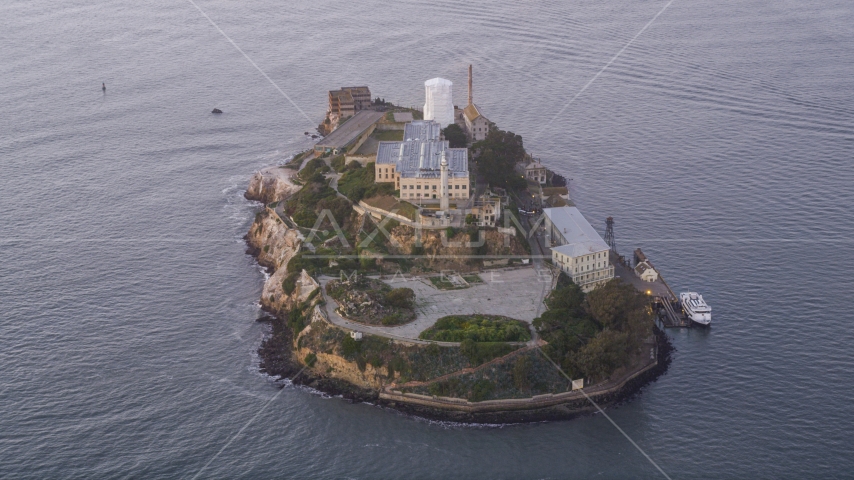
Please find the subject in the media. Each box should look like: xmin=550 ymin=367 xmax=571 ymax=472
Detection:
xmin=383 ymin=288 xmax=415 ymax=309
xmin=420 ymin=315 xmax=530 ymax=342
xmin=460 ymin=340 xmax=517 ymax=366
xmin=341 ymin=335 xmax=361 ymax=357
xmin=442 ymin=124 xmax=467 ymax=148
xmin=337 ymin=163 xmax=395 ymax=202
xmin=368 ymin=354 xmax=383 ymax=368
xmin=300 ymin=158 xmax=331 ymax=180
xmin=287 ymin=252 xmax=327 ymax=276
xmin=293 ymin=209 xmax=318 ymax=228
xmin=428 ymin=377 xmax=461 ymax=397
xmin=330 ymin=154 xmax=346 ymax=173
xmin=469 ymin=379 xmax=494 ymax=402
xmin=359 ymin=257 xmax=377 ymax=271
xmin=287 ymin=306 xmax=308 ymax=333
xmin=304 ymin=352 xmax=317 ymax=367
xmin=281 ymin=271 xmax=300 ymax=295
xmin=387 ymin=356 xmax=409 ymax=380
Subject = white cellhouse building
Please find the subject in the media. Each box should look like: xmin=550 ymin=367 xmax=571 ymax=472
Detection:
xmin=423 ymin=78 xmax=454 ymax=128
xmin=544 ymin=206 xmax=615 ymax=291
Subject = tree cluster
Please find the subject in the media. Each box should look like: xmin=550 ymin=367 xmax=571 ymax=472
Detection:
xmin=337 ymin=162 xmax=395 ymax=203
xmin=442 ymin=124 xmax=468 ymax=148
xmin=284 ymin=170 xmax=350 ymax=229
xmin=383 ymin=287 xmax=415 ymax=309
xmin=533 ymin=277 xmax=653 ymax=382
xmin=470 ymin=128 xmax=527 ymax=191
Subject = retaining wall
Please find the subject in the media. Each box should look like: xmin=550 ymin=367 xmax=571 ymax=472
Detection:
xmin=379 ymin=356 xmax=658 ymax=414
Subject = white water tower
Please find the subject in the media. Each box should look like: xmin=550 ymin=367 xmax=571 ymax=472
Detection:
xmin=423 ymin=78 xmax=454 ymax=128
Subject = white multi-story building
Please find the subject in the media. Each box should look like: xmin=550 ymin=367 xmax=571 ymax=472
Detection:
xmin=544 ymin=206 xmax=614 ymax=291
xmin=526 ymin=160 xmax=547 ymax=184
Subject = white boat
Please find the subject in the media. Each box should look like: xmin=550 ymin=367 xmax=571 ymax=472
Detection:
xmin=680 ymin=292 xmax=711 ymax=326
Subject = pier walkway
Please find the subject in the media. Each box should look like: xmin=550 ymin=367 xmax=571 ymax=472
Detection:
xmin=611 ymin=253 xmax=691 ymax=328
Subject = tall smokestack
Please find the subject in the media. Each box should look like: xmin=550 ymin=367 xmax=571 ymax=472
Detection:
xmin=468 ymin=64 xmax=473 ymax=106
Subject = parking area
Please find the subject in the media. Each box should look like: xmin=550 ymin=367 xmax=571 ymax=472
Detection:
xmin=319 ymin=267 xmax=553 ymax=341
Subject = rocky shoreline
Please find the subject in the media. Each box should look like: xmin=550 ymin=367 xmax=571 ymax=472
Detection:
xmin=255 ymin=310 xmax=379 ymax=404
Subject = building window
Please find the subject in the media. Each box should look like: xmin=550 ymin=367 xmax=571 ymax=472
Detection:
xmin=462 ymin=185 xmax=467 ymax=189
xmin=417 ymin=185 xmax=421 ymax=190
xmin=455 ymin=185 xmax=459 ymax=189
xmin=432 ymin=185 xmax=437 ymax=190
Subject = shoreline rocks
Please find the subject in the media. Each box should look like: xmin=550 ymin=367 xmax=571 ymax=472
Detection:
xmin=245 ymin=167 xmax=300 ymax=205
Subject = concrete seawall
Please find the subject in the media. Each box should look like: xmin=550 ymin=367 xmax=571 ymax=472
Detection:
xmin=376 ymin=329 xmax=673 ymax=423
xmin=380 ymin=358 xmax=658 ymax=413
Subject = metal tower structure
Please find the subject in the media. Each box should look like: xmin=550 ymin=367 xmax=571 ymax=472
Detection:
xmin=604 ymin=217 xmax=617 ymax=254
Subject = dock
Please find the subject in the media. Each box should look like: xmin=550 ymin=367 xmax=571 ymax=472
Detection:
xmin=611 ymin=251 xmax=692 ymax=328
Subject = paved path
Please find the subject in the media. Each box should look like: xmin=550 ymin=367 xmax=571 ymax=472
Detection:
xmin=523 ymin=214 xmax=559 ymax=343
xmin=326 ymin=172 xmax=351 ymax=203
xmin=318 ymin=267 xmax=552 ymax=343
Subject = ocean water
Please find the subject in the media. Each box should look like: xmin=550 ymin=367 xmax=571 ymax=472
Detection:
xmin=2 ymin=0 xmax=853 ymax=477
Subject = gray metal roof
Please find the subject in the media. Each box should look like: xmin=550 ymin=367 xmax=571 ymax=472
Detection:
xmin=403 ymin=120 xmax=441 ymax=141
xmin=315 ymin=110 xmax=384 ymax=149
xmin=545 ymin=207 xmax=610 ymax=257
xmin=376 ymin=139 xmax=468 ymax=179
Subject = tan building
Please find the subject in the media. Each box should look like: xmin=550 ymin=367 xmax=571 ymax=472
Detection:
xmin=545 ymin=206 xmax=614 ymax=291
xmin=328 ymin=86 xmax=372 ymax=117
xmin=472 ymin=192 xmax=501 ymax=226
xmin=375 ymin=120 xmax=469 ymax=203
xmin=463 ymin=104 xmax=491 ymax=142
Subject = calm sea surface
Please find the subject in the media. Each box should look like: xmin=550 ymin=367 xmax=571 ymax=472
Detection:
xmin=2 ymin=0 xmax=854 ymax=477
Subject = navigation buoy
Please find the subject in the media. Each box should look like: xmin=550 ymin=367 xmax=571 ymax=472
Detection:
xmin=102 ymin=83 xmax=106 ymax=92
xmin=212 ymin=108 xmax=223 ymax=114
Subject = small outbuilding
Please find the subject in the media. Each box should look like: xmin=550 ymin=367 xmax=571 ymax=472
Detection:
xmin=634 ymin=261 xmax=659 ymax=282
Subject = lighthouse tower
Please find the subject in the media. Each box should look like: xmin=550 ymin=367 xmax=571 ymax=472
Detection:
xmin=440 ymin=150 xmax=449 ymax=212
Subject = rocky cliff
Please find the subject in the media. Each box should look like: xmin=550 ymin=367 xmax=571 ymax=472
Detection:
xmin=245 ymin=166 xmax=301 ymax=204
xmin=245 ymin=209 xmax=304 ymax=312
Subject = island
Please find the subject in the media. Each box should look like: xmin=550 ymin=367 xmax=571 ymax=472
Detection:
xmin=244 ymin=70 xmax=672 ymax=423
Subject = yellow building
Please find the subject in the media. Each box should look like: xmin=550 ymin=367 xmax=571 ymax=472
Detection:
xmin=375 ymin=121 xmax=470 ymax=204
